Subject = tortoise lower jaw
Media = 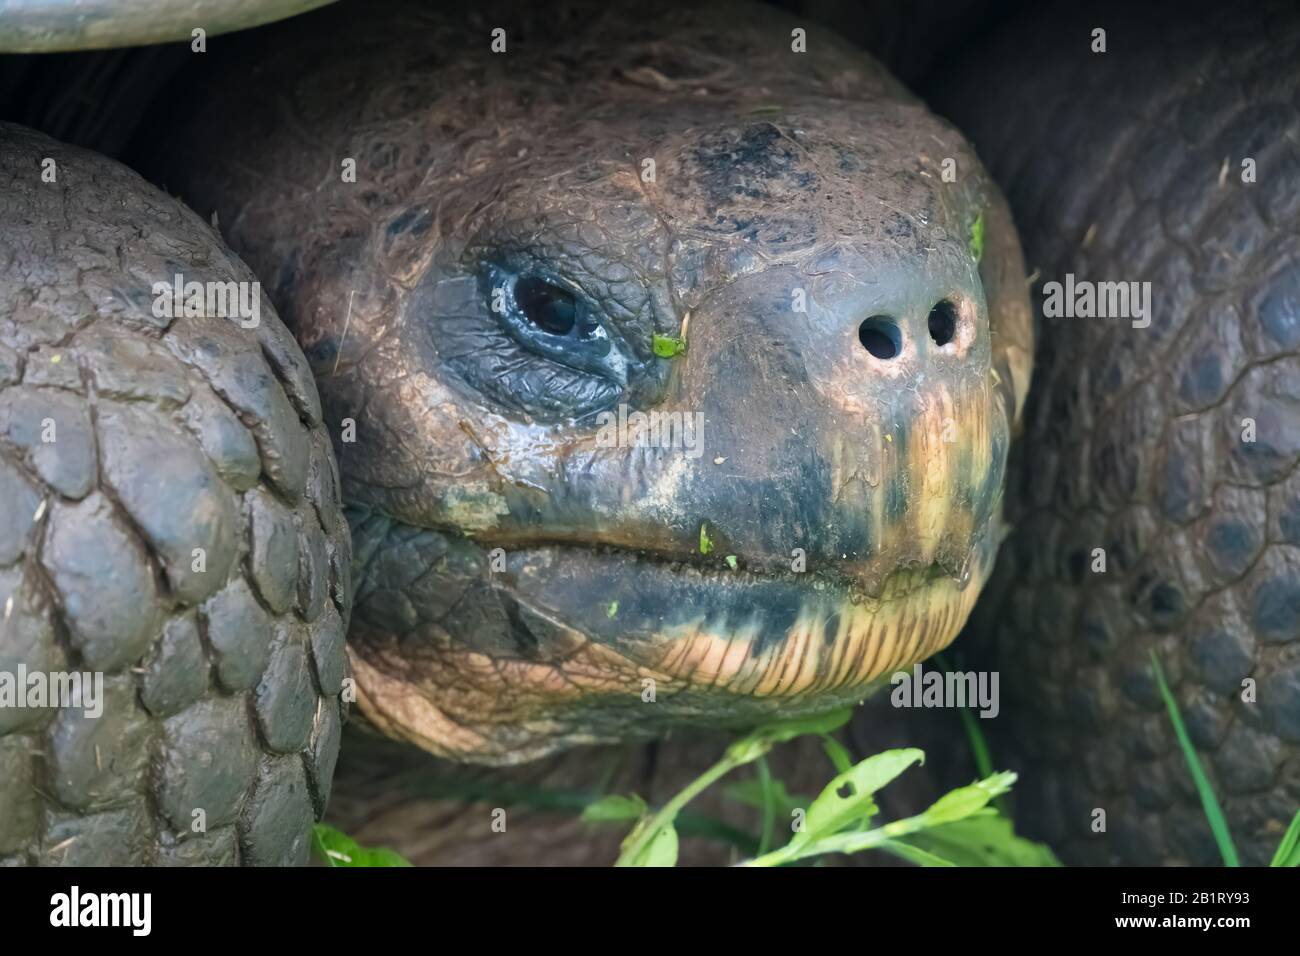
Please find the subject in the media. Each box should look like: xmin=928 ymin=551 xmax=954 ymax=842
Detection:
xmin=347 ymin=528 xmax=1002 ymax=763
xmin=497 ymin=540 xmax=995 ymax=694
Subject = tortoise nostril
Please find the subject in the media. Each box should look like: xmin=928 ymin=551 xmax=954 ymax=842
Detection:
xmin=858 ymin=316 xmax=901 ymax=360
xmin=928 ymin=300 xmax=958 ymax=346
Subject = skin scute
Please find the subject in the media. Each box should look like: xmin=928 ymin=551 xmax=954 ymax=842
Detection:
xmin=932 ymin=0 xmax=1300 ymax=865
xmin=147 ymin=0 xmax=1032 ymax=764
xmin=0 ymin=124 xmax=351 ymax=865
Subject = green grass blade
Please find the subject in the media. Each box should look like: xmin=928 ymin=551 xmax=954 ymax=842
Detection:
xmin=821 ymin=734 xmax=854 ymax=774
xmin=1149 ymin=651 xmax=1239 ymax=867
xmin=755 ymin=756 xmax=776 ymax=856
xmin=1269 ymin=807 xmax=1300 ymax=867
xmin=957 ymin=705 xmax=995 ymax=780
xmin=935 ymin=652 xmax=1007 ymax=816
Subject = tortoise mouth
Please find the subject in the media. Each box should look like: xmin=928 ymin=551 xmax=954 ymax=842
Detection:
xmin=347 ymin=512 xmax=1001 ymax=762
xmin=491 ymin=538 xmax=992 ymax=697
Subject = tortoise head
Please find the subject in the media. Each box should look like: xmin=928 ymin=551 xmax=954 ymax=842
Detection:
xmin=162 ymin=0 xmax=1032 ymax=762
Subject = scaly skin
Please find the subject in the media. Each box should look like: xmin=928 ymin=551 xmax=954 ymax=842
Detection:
xmin=148 ymin=0 xmax=1033 ymax=764
xmin=933 ymin=0 xmax=1300 ymax=865
xmin=0 ymin=123 xmax=351 ymax=865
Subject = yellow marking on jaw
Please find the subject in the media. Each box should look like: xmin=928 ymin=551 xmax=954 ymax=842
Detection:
xmin=889 ymin=373 xmax=998 ymax=570
xmin=913 ymin=386 xmax=951 ymax=559
xmin=650 ymin=556 xmax=990 ymax=698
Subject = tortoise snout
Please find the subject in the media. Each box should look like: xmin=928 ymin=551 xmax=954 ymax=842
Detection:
xmin=645 ymin=262 xmax=1003 ymax=581
xmin=856 ymin=296 xmax=973 ymax=362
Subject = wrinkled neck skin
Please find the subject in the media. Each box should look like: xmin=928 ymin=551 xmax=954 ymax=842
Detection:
xmin=163 ymin=0 xmax=1033 ymax=764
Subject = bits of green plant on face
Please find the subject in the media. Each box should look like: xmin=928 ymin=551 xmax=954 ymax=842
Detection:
xmin=725 ymin=554 xmax=737 ymax=569
xmin=699 ymin=523 xmax=713 ymax=554
xmin=970 ymin=210 xmax=986 ymax=264
xmin=607 ymin=600 xmax=618 ymax=619
xmin=652 ymin=333 xmax=686 ymax=358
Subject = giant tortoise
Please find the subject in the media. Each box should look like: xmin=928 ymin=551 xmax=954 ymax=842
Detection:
xmin=0 ymin=0 xmax=1295 ymax=867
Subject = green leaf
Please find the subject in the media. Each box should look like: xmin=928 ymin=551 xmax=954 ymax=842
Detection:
xmin=699 ymin=523 xmax=713 ymax=554
xmin=818 ymin=735 xmax=867 ymax=830
xmin=742 ymin=769 xmax=1026 ymax=867
xmin=879 ymin=839 xmax=957 ymax=867
xmin=311 ymin=824 xmax=412 ymax=867
xmin=652 ymin=333 xmax=686 ymax=358
xmin=581 ymin=793 xmax=647 ymax=823
xmin=625 ymin=823 xmax=679 ymax=866
xmin=903 ymin=815 xmax=1063 ymax=867
xmin=1150 ymin=651 xmax=1239 ymax=867
xmin=725 ymin=554 xmax=738 ymax=570
xmin=606 ymin=600 xmax=619 ymax=619
xmin=1269 ymin=807 xmax=1300 ymax=867
xmin=969 ymin=211 xmax=986 ymax=264
xmin=920 ymin=772 xmax=1016 ymax=826
xmin=793 ymin=749 xmax=924 ymax=848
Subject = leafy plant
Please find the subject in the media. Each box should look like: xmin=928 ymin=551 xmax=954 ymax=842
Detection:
xmin=590 ymin=708 xmax=1058 ymax=867
xmin=595 ymin=710 xmax=848 ymax=866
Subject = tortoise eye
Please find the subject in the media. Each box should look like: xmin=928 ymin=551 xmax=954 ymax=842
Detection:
xmin=515 ymin=277 xmax=577 ymax=336
xmin=480 ymin=264 xmax=629 ymax=388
